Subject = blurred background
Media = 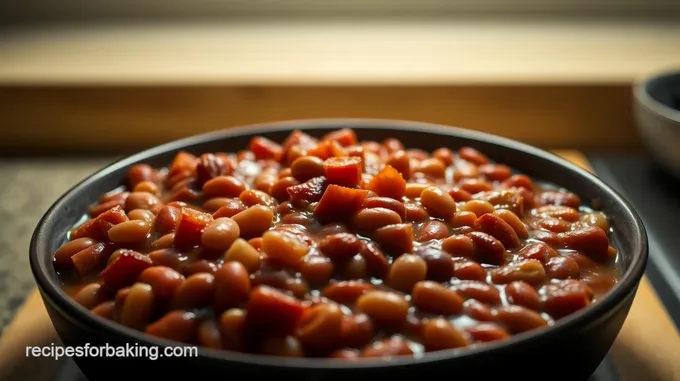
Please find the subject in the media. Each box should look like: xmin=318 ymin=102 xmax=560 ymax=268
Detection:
xmin=1 ymin=0 xmax=680 ymax=362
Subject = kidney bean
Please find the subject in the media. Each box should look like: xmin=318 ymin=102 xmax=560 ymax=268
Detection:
xmin=246 ymin=285 xmax=306 ymax=334
xmin=261 ymin=230 xmax=309 ymax=271
xmin=564 ymin=251 xmax=598 ymax=269
xmin=219 ymin=308 xmax=246 ymax=351
xmin=416 ymin=158 xmax=446 ymax=179
xmin=466 ymin=231 xmax=506 ymax=265
xmin=115 ymin=286 xmax=130 ymax=305
xmin=518 ymin=242 xmax=557 ymax=263
xmin=239 ymin=189 xmax=275 ymax=208
xmin=474 ymin=213 xmax=520 ymax=249
xmin=54 ymin=238 xmax=97 ymax=268
xmin=361 ymin=337 xmax=413 ymax=358
xmin=126 ymin=209 xmax=153 ymax=224
xmin=450 ymin=211 xmax=476 ymax=228
xmin=323 ymin=280 xmax=375 ymax=306
xmin=539 ymin=190 xmax=581 ymax=209
xmin=138 ymin=266 xmax=185 ymax=300
xmin=460 ymin=200 xmax=495 ymax=216
xmin=505 ymin=281 xmax=541 ymax=310
xmin=198 ymin=217 xmax=240 ymax=251
xmin=146 ymin=311 xmax=198 ymax=343
xmin=404 ymin=204 xmax=428 ymax=222
xmin=172 ymin=272 xmax=215 ymax=310
xmin=466 ymin=323 xmax=510 ymax=343
xmin=559 ymin=226 xmax=612 ymax=262
xmin=119 ymin=283 xmax=155 ymax=329
xmin=489 ymin=209 xmax=527 ymax=239
xmin=134 ymin=181 xmax=160 ymax=196
xmin=231 ymin=205 xmax=274 ymax=238
xmin=543 ymin=280 xmax=593 ymax=319
xmin=464 ymin=300 xmax=496 ymax=322
xmin=316 ymin=232 xmax=361 ymax=261
xmin=536 ymin=205 xmax=580 ymax=222
xmin=73 ymin=283 xmax=109 ymax=309
xmin=545 ymin=256 xmax=581 ymax=279
xmin=451 ymin=281 xmax=501 ymax=305
xmin=415 ymin=221 xmax=450 ymax=242
xmin=453 ymin=260 xmax=486 ymax=281
xmin=356 ymin=291 xmax=409 ymax=329
xmin=373 ymin=223 xmax=414 ymax=257
xmin=422 ymin=318 xmax=469 ymax=351
xmin=154 ymin=205 xmax=180 ymax=234
xmin=179 ymin=259 xmax=219 ymax=276
xmin=579 ymin=212 xmax=610 ymax=231
xmin=479 ymin=164 xmax=512 ymax=181
xmin=412 ymin=281 xmax=463 ymax=315
xmin=537 ymin=217 xmax=571 ymax=233
xmin=213 ymin=261 xmax=251 ymax=312
xmin=491 ymin=260 xmax=545 ymax=285
xmin=459 ymin=147 xmax=489 ymax=165
xmin=495 ymin=305 xmax=548 ymax=333
xmin=359 ymin=242 xmax=390 ymax=277
xmin=197 ymin=319 xmax=222 ymax=349
xmin=202 ymin=176 xmax=246 ymax=199
xmin=430 ymin=147 xmax=453 ymax=165
xmin=441 ymin=235 xmax=476 ymax=258
xmin=195 ymin=153 xmax=227 ymax=186
xmin=361 ymin=197 xmax=407 ymax=220
xmin=418 ymin=248 xmax=454 ymax=281
xmin=344 ymin=255 xmax=369 ymax=279
xmin=127 ymin=164 xmax=158 ymax=188
xmin=91 ymin=301 xmax=116 ymax=319
xmin=295 ymin=303 xmax=344 ymax=352
xmin=268 ymin=177 xmax=298 ymax=202
xmin=387 ymin=254 xmax=427 ymax=293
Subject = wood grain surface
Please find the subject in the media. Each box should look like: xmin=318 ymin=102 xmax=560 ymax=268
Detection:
xmin=0 ymin=151 xmax=677 ymax=380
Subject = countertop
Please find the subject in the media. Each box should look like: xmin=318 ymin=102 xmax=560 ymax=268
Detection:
xmin=0 ymin=157 xmax=113 ymax=332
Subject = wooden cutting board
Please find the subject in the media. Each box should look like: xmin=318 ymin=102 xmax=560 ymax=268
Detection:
xmin=0 ymin=151 xmax=678 ymax=380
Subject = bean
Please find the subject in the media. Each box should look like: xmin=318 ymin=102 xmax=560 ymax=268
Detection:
xmin=459 ymin=147 xmax=489 ymax=165
xmin=73 ymin=283 xmax=108 ymax=309
xmin=340 ymin=314 xmax=375 ymax=348
xmin=466 ymin=323 xmax=510 ymax=343
xmin=120 ymin=283 xmax=155 ymax=329
xmin=127 ymin=164 xmax=157 ymax=188
xmin=318 ymin=233 xmax=362 ymax=261
xmin=453 ymin=260 xmax=486 ymax=281
xmin=154 ymin=205 xmax=180 ymax=234
xmin=55 ymin=238 xmax=97 ymax=268
xmin=386 ymin=151 xmax=411 ymax=179
xmin=298 ymin=256 xmax=333 ymax=286
xmin=420 ymin=186 xmax=457 ymax=220
xmin=197 ymin=319 xmax=222 ymax=349
xmin=133 ymin=181 xmax=160 ymax=195
xmin=404 ymin=204 xmax=429 ymax=221
xmin=441 ymin=235 xmax=476 ymax=258
xmin=324 ymin=281 xmax=375 ymax=305
xmin=172 ymin=272 xmax=215 ymax=310
xmin=492 ymin=209 xmax=529 ymax=239
xmin=179 ymin=259 xmax=218 ymax=276
xmin=505 ymin=281 xmax=541 ymax=310
xmin=361 ymin=337 xmax=413 ymax=358
xmin=262 ymin=230 xmax=309 ymax=271
xmin=416 ymin=221 xmax=450 ymax=242
xmin=518 ymin=242 xmax=558 ymax=263
xmin=145 ymin=311 xmax=198 ymax=343
xmin=416 ymin=158 xmax=446 ymax=178
xmin=107 ymin=220 xmax=151 ymax=244
xmin=537 ymin=205 xmax=580 ymax=222
xmin=138 ymin=266 xmax=185 ymax=300
xmin=433 ymin=147 xmax=454 ymax=165
xmin=220 ymin=308 xmax=246 ymax=351
xmin=152 ymin=233 xmax=175 ymax=250
xmin=412 ymin=281 xmax=464 ymax=315
xmin=545 ymin=256 xmax=581 ymax=279
xmin=422 ymin=318 xmax=469 ymax=351
xmin=224 ymin=238 xmax=262 ymax=273
xmin=353 ymin=208 xmax=402 ymax=231
xmin=147 ymin=248 xmax=182 ymax=269
xmin=362 ymin=197 xmax=406 ymax=220
xmin=559 ymin=226 xmax=612 ymax=262
xmin=491 ymin=260 xmax=545 ymax=285
xmin=372 ymin=223 xmax=414 ymax=257
xmin=387 ymin=254 xmax=427 ymax=293
xmin=344 ymin=255 xmax=369 ymax=279
xmin=473 ymin=213 xmax=520 ymax=249
xmin=466 ymin=231 xmax=506 ymax=265
xmin=125 ymin=192 xmax=162 ymax=213
xmin=232 ymin=205 xmax=274 ymax=238
xmin=405 ymin=183 xmax=429 ymax=198
xmin=261 ymin=336 xmax=304 ymax=357
xmin=418 ymin=248 xmax=454 ymax=281
xmin=538 ymin=218 xmax=571 ymax=233
xmin=356 ymin=291 xmax=409 ymax=329
xmin=199 ymin=217 xmax=240 ymax=251
xmin=90 ymin=301 xmax=116 ymax=319
xmin=464 ymin=300 xmax=496 ymax=322
xmin=580 ymin=212 xmax=610 ymax=231
xmin=359 ymin=242 xmax=390 ymax=278
xmin=539 ymin=191 xmax=581 ymax=209
xmin=213 ymin=261 xmax=251 ymax=312
xmin=270 ymin=177 xmax=300 ymax=201
xmin=479 ymin=164 xmax=512 ymax=181
xmin=291 ymin=156 xmax=325 ymax=182
xmin=495 ymin=305 xmax=548 ymax=333
xmin=451 ymin=211 xmax=477 ymax=228
xmin=451 ymin=281 xmax=501 ymax=305
xmin=128 ymin=209 xmax=155 ymax=223
xmin=543 ymin=280 xmax=593 ymax=319
xmin=296 ymin=303 xmax=344 ymax=352
xmin=460 ymin=200 xmax=495 ymax=216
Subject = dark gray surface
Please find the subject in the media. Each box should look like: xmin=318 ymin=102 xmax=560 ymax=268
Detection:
xmin=0 ymin=157 xmax=114 ymax=333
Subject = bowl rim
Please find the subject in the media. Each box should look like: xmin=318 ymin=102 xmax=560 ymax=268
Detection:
xmin=634 ymin=69 xmax=680 ymax=124
xmin=30 ymin=118 xmax=648 ymax=369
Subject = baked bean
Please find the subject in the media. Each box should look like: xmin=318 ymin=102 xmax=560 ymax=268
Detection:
xmin=460 ymin=200 xmax=495 ymax=216
xmin=412 ymin=281 xmax=463 ymax=315
xmin=146 ymin=311 xmax=198 ymax=343
xmin=451 ymin=281 xmax=501 ymax=305
xmin=495 ymin=305 xmax=548 ymax=333
xmin=173 ymin=272 xmax=215 ymax=310
xmin=125 ymin=192 xmax=162 ymax=212
xmin=213 ymin=261 xmax=251 ymax=312
xmin=545 ymin=256 xmax=580 ymax=279
xmin=138 ymin=266 xmax=185 ymax=300
xmin=387 ymin=254 xmax=427 ymax=293
xmin=505 ymin=281 xmax=540 ymax=310
xmin=361 ymin=337 xmax=413 ymax=358
xmin=416 ymin=220 xmax=450 ymax=242
xmin=296 ymin=303 xmax=344 ymax=352
xmin=73 ymin=283 xmax=108 ymax=309
xmin=220 ymin=308 xmax=246 ymax=351
xmin=57 ymin=128 xmax=621 ymax=360
xmin=490 ymin=259 xmax=545 ymax=285
xmin=232 ymin=205 xmax=274 ymax=238
xmin=120 ymin=283 xmax=155 ymax=329
xmin=108 ymin=220 xmax=151 ymax=244
xmin=441 ymin=235 xmax=476 ymax=258
xmin=422 ymin=318 xmax=469 ymax=351
xmin=356 ymin=291 xmax=409 ymax=329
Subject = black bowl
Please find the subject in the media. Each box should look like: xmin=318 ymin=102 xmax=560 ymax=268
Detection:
xmin=30 ymin=119 xmax=647 ymax=381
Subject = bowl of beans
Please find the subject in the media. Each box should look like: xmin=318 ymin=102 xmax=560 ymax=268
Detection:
xmin=31 ymin=119 xmax=647 ymax=381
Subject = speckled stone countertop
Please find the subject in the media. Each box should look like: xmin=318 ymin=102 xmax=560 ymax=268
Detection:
xmin=0 ymin=156 xmax=114 ymax=333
